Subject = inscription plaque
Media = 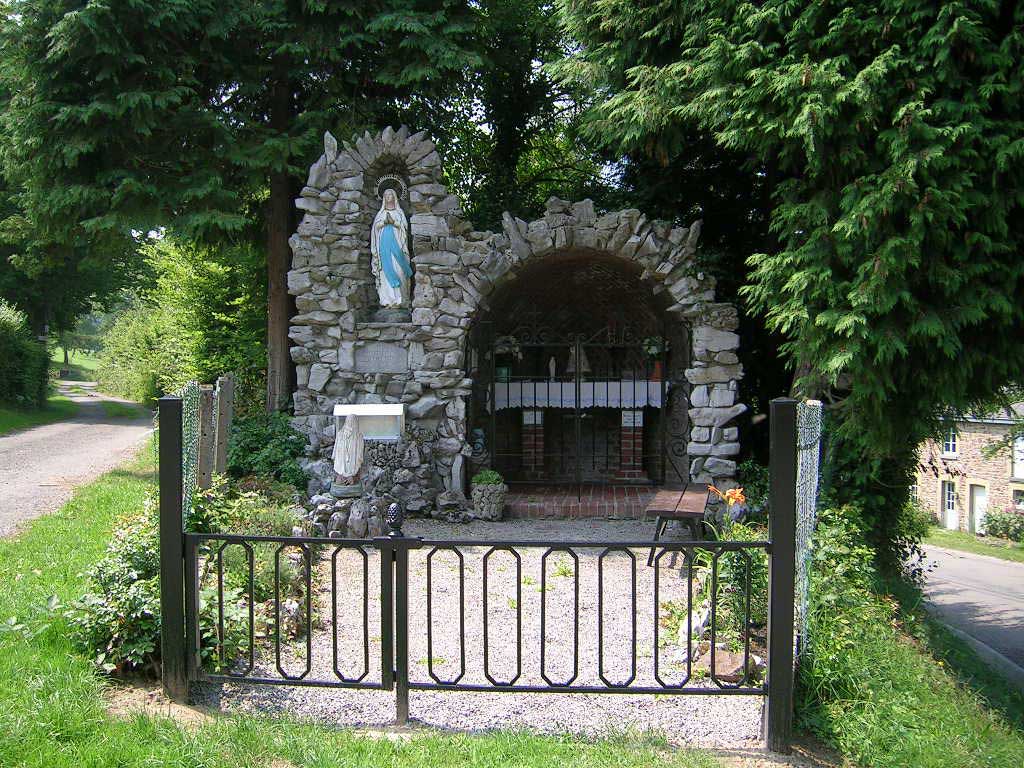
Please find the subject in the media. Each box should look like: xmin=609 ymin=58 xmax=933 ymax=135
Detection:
xmin=621 ymin=410 xmax=644 ymax=427
xmin=354 ymin=342 xmax=408 ymax=373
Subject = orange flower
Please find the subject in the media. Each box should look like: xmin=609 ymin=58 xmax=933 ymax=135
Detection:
xmin=709 ymin=485 xmax=746 ymax=507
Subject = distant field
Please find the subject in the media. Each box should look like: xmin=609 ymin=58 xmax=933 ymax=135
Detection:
xmin=49 ymin=348 xmax=101 ymax=381
xmin=0 ymin=395 xmax=79 ymax=437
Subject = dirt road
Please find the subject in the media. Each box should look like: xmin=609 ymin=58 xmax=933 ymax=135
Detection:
xmin=0 ymin=382 xmax=152 ymax=537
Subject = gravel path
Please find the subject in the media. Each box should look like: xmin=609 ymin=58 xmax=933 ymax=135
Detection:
xmin=0 ymin=381 xmax=152 ymax=537
xmin=198 ymin=519 xmax=765 ymax=746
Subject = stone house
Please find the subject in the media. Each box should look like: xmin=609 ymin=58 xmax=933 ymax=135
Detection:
xmin=914 ymin=403 xmax=1024 ymax=533
xmin=286 ymin=127 xmax=746 ymax=530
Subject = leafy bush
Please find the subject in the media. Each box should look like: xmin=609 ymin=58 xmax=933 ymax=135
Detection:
xmin=71 ymin=478 xmax=306 ymax=676
xmin=96 ymin=238 xmax=266 ymax=407
xmin=96 ymin=305 xmax=166 ymax=402
xmin=717 ymin=521 xmax=769 ymax=631
xmin=737 ymin=459 xmax=769 ymax=520
xmin=797 ymin=504 xmax=1024 ymax=767
xmin=0 ymin=299 xmax=48 ymax=406
xmin=67 ymin=498 xmax=163 ymax=673
xmin=190 ymin=475 xmax=300 ymax=536
xmin=892 ymin=497 xmax=934 ymax=583
xmin=472 ymin=469 xmax=504 ymax=485
xmin=986 ymin=508 xmax=1024 ymax=542
xmin=227 ymin=413 xmax=308 ymax=489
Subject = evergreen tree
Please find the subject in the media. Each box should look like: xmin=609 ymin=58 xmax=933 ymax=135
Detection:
xmin=417 ymin=0 xmax=610 ymax=229
xmin=557 ymin=0 xmax=1024 ymax=555
xmin=0 ymin=0 xmax=477 ymax=409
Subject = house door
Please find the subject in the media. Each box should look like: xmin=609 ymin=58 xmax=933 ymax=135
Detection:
xmin=969 ymin=484 xmax=988 ymax=534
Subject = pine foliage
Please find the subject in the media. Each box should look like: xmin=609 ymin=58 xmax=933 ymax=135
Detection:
xmin=557 ymin=0 xmax=1024 ymax=551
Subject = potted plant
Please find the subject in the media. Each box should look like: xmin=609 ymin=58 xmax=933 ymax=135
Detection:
xmin=471 ymin=469 xmax=508 ymax=521
xmin=642 ymin=336 xmax=668 ymax=380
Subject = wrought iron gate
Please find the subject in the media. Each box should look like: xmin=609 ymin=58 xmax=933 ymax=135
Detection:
xmin=157 ymin=397 xmax=800 ymax=753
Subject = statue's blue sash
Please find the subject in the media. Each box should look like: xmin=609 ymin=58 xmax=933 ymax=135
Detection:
xmin=380 ymin=224 xmax=413 ymax=288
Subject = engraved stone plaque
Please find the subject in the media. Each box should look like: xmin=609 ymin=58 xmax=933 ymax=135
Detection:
xmin=355 ymin=342 xmax=408 ymax=373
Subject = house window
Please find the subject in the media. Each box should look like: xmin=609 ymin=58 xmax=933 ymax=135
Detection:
xmin=909 ymin=483 xmax=919 ymax=502
xmin=1014 ymin=489 xmax=1024 ymax=512
xmin=942 ymin=425 xmax=958 ymax=456
xmin=1012 ymin=436 xmax=1024 ymax=480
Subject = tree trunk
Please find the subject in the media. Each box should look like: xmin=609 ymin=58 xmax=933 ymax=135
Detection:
xmin=265 ymin=56 xmax=295 ymax=413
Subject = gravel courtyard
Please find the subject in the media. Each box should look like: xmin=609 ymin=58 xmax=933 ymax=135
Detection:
xmin=198 ymin=519 xmax=765 ymax=747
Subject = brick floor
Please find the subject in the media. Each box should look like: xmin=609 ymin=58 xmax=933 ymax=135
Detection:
xmin=505 ymin=483 xmax=658 ymax=520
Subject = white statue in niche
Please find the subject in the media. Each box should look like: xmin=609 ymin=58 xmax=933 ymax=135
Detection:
xmin=371 ymin=181 xmax=413 ymax=307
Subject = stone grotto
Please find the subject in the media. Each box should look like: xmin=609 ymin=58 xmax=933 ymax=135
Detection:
xmin=287 ymin=127 xmax=745 ymax=537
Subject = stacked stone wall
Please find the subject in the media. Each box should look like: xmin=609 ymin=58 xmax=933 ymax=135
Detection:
xmin=288 ymin=127 xmax=747 ymax=519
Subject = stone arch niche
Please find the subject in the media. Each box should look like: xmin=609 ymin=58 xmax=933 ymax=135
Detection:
xmin=288 ymin=126 xmax=745 ymax=519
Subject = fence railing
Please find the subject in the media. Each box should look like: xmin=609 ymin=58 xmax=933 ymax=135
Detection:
xmin=158 ymin=397 xmax=802 ymax=753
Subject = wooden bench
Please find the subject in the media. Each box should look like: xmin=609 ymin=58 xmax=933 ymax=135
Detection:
xmin=646 ymin=484 xmax=711 ymax=566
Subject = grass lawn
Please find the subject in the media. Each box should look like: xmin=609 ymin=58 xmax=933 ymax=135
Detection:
xmin=0 ymin=394 xmax=79 ymax=436
xmin=0 ymin=444 xmax=719 ymax=768
xmin=49 ymin=346 xmax=101 ymax=381
xmin=100 ymin=400 xmax=149 ymax=420
xmin=888 ymin=577 xmax=1024 ymax=731
xmin=924 ymin=528 xmax=1024 ymax=564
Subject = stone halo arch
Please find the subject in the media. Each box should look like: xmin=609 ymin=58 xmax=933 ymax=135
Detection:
xmin=287 ymin=126 xmax=745 ymax=500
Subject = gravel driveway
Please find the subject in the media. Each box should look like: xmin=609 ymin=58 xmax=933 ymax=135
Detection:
xmin=0 ymin=381 xmax=152 ymax=537
xmin=199 ymin=519 xmax=765 ymax=747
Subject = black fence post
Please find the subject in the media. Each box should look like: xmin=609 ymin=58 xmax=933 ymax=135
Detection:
xmin=393 ymin=540 xmax=411 ymax=726
xmin=158 ymin=395 xmax=188 ymax=702
xmin=764 ymin=397 xmax=798 ymax=753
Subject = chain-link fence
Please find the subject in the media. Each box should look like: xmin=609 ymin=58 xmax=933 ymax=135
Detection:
xmin=173 ymin=380 xmax=201 ymax=521
xmin=155 ymin=377 xmax=234 ymax=522
xmin=794 ymin=399 xmax=824 ymax=655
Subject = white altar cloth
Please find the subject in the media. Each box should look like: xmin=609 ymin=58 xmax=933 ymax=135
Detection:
xmin=492 ymin=380 xmax=662 ymax=411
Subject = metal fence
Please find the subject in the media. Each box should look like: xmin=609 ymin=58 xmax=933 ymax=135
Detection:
xmin=158 ymin=397 xmax=803 ymax=753
xmin=794 ymin=400 xmax=824 ymax=654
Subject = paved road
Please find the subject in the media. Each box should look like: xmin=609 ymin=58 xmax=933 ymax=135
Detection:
xmin=0 ymin=382 xmax=153 ymax=538
xmin=922 ymin=545 xmax=1024 ymax=668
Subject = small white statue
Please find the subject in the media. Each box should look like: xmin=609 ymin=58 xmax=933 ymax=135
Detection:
xmin=371 ymin=187 xmax=413 ymax=307
xmin=333 ymin=414 xmax=364 ymax=479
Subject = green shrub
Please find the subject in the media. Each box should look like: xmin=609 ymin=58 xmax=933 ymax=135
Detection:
xmin=95 ymin=238 xmax=267 ymax=407
xmin=717 ymin=521 xmax=769 ymax=631
xmin=737 ymin=459 xmax=769 ymax=521
xmin=0 ymin=299 xmax=48 ymax=406
xmin=893 ymin=497 xmax=935 ymax=583
xmin=190 ymin=475 xmax=300 ymax=536
xmin=95 ymin=305 xmax=167 ymax=402
xmin=227 ymin=413 xmax=308 ymax=490
xmin=986 ymin=508 xmax=1024 ymax=542
xmin=472 ymin=469 xmax=504 ymax=485
xmin=796 ymin=504 xmax=1024 ymax=767
xmin=71 ymin=479 xmax=305 ymax=676
xmin=67 ymin=498 xmax=163 ymax=673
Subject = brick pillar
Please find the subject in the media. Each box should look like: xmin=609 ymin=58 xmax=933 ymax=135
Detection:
xmin=616 ymin=409 xmax=647 ymax=481
xmin=522 ymin=409 xmax=545 ymax=479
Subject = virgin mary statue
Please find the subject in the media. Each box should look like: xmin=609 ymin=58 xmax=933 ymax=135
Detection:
xmin=371 ymin=187 xmax=413 ymax=307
